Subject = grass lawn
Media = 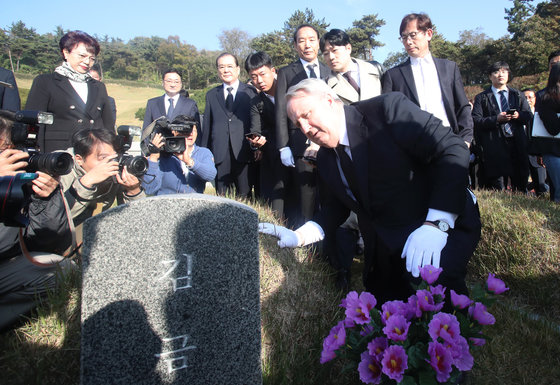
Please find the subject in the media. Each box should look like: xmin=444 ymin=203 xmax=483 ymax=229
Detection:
xmin=0 ymin=189 xmax=559 ymax=384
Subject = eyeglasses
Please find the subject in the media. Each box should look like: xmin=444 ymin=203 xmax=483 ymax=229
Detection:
xmin=164 ymin=79 xmax=182 ymax=84
xmin=398 ymin=30 xmax=427 ymax=42
xmin=72 ymin=51 xmax=96 ymax=63
xmin=218 ymin=65 xmax=236 ymax=71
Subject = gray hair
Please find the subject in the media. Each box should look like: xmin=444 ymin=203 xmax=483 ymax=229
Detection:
xmin=285 ymin=78 xmax=341 ymax=103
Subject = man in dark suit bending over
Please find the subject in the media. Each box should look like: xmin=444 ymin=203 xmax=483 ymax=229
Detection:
xmin=382 ymin=13 xmax=473 ymax=147
xmin=143 ymin=69 xmax=200 ymax=130
xmin=260 ymin=79 xmax=481 ymax=305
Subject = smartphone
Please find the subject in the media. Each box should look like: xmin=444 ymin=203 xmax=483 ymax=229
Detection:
xmin=507 ymin=108 xmax=517 ymax=115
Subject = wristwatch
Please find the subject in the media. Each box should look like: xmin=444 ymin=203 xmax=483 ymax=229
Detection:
xmin=425 ymin=220 xmax=450 ymax=233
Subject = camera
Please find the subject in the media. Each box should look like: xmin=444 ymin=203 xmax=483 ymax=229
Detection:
xmin=150 ymin=117 xmax=196 ymax=154
xmin=115 ymin=125 xmax=148 ymax=177
xmin=2 ymin=110 xmax=73 ymax=176
xmin=0 ymin=172 xmax=37 ymax=227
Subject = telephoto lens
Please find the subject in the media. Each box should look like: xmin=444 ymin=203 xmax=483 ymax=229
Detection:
xmin=163 ymin=137 xmax=186 ymax=153
xmin=118 ymin=155 xmax=148 ymax=177
xmin=27 ymin=152 xmax=74 ymax=176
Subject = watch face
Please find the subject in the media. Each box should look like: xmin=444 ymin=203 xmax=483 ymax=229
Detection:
xmin=438 ymin=221 xmax=450 ymax=232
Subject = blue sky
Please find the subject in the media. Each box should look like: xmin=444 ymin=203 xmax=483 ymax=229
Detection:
xmin=4 ymin=0 xmax=514 ymax=63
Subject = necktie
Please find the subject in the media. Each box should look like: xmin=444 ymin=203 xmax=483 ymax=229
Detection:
xmin=335 ymin=145 xmax=360 ymax=203
xmin=499 ymin=90 xmax=513 ymax=137
xmin=343 ymin=72 xmax=360 ymax=94
xmin=307 ymin=64 xmax=317 ymax=79
xmin=225 ymin=87 xmax=234 ymax=112
xmin=167 ymin=98 xmax=175 ymax=118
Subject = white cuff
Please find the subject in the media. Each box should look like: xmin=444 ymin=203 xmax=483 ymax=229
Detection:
xmin=425 ymin=209 xmax=458 ymax=229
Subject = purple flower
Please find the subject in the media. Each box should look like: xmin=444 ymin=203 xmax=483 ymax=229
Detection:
xmin=358 ymin=351 xmax=382 ymax=384
xmin=407 ymin=295 xmax=422 ymax=318
xmin=367 ymin=337 xmax=388 ymax=360
xmin=469 ymin=302 xmax=496 ymax=325
xmin=381 ymin=300 xmax=410 ymax=324
xmin=427 ymin=341 xmax=453 ymax=383
xmin=487 ymin=273 xmax=509 ymax=294
xmin=428 ymin=312 xmax=461 ymax=344
xmin=469 ymin=337 xmax=486 ymax=346
xmin=448 ymin=336 xmax=473 ymax=371
xmin=420 ymin=265 xmax=443 ymax=284
xmin=320 ymin=321 xmax=346 ymax=364
xmin=450 ymin=290 xmax=473 ymax=309
xmin=360 ymin=324 xmax=375 ymax=337
xmin=417 ymin=289 xmax=439 ymax=312
xmin=381 ymin=345 xmax=408 ymax=382
xmin=341 ymin=291 xmax=377 ymax=325
xmin=383 ymin=314 xmax=410 ymax=342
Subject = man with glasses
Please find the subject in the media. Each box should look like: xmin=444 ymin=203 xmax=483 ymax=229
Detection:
xmin=143 ymin=68 xmax=200 ymax=129
xmin=382 ymin=13 xmax=473 ymax=146
xmin=200 ymin=53 xmax=257 ymax=197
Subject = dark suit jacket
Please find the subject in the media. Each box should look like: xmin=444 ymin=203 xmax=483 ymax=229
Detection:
xmin=471 ymin=86 xmax=532 ymax=177
xmin=25 ymin=72 xmax=115 ymax=153
xmin=275 ymin=60 xmax=329 ymax=156
xmin=200 ymin=82 xmax=257 ymax=164
xmin=0 ymin=67 xmax=20 ymax=111
xmin=249 ymin=92 xmax=277 ymax=161
xmin=314 ymin=93 xmax=479 ymax=289
xmin=382 ymin=57 xmax=473 ymax=143
xmin=142 ymin=94 xmax=200 ymax=129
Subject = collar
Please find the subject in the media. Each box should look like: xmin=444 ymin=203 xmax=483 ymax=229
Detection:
xmin=410 ymin=52 xmax=434 ymax=66
xmin=338 ymin=109 xmax=350 ymax=147
xmin=165 ymin=93 xmax=180 ymax=102
xmin=300 ymin=58 xmax=319 ymax=68
xmin=223 ymin=79 xmax=240 ymax=93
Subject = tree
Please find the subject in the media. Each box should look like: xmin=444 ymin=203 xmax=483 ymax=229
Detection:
xmin=346 ymin=14 xmax=385 ymax=61
xmin=218 ymin=28 xmax=252 ymax=63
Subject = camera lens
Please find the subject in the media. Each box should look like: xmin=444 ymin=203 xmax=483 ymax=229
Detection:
xmin=164 ymin=137 xmax=186 ymax=153
xmin=27 ymin=152 xmax=73 ymax=176
xmin=120 ymin=155 xmax=148 ymax=177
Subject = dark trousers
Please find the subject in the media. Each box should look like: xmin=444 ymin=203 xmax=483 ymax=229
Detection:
xmin=215 ymin=145 xmax=249 ymax=198
xmin=259 ymin=150 xmax=287 ymax=219
xmin=479 ymin=139 xmax=529 ymax=192
xmin=283 ymin=157 xmax=317 ymax=229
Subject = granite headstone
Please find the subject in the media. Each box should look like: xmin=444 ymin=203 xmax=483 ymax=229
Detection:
xmin=80 ymin=194 xmax=262 ymax=385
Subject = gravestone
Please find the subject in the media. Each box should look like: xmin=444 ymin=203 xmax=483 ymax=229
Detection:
xmin=80 ymin=194 xmax=262 ymax=385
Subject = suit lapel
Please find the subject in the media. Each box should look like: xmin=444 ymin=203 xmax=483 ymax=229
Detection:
xmin=319 ymin=148 xmax=361 ymax=212
xmin=399 ymin=59 xmax=419 ymax=105
xmin=85 ymin=81 xmax=100 ymax=118
xmin=485 ymin=88 xmax=500 ymax=113
xmin=215 ymin=85 xmax=229 ymax=115
xmin=329 ymin=72 xmax=358 ymax=103
xmin=54 ymin=73 xmax=86 ymax=109
xmin=158 ymin=95 xmax=167 ymax=118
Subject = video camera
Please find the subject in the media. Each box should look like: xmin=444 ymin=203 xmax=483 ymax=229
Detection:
xmin=115 ymin=125 xmax=148 ymax=178
xmin=3 ymin=110 xmax=74 ymax=176
xmin=149 ymin=117 xmax=196 ymax=154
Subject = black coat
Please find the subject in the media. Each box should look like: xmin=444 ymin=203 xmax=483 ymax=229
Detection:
xmin=315 ymin=93 xmax=480 ymax=302
xmin=25 ymin=72 xmax=115 ymax=153
xmin=0 ymin=67 xmax=20 ymax=111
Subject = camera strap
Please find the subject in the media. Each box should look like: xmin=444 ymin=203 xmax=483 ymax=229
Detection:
xmin=18 ymin=189 xmax=79 ymax=267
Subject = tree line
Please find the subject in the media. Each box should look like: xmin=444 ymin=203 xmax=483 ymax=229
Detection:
xmin=1 ymin=1 xmax=558 ymax=90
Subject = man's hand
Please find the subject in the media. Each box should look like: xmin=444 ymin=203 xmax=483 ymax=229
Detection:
xmin=401 ymin=224 xmax=448 ymax=278
xmin=80 ymin=157 xmax=119 ymax=188
xmin=258 ymin=223 xmax=300 ymax=248
xmin=497 ymin=111 xmax=513 ymax=123
xmin=0 ymin=149 xmax=28 ymax=176
xmin=279 ymin=147 xmax=295 ymax=167
xmin=116 ymin=166 xmax=141 ymax=195
xmin=31 ymin=171 xmax=59 ymax=198
xmin=175 ymin=144 xmax=194 ymax=168
xmin=247 ymin=135 xmax=267 ymax=149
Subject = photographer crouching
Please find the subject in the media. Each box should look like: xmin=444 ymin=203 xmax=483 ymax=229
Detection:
xmin=142 ymin=115 xmax=216 ymax=195
xmin=0 ymin=116 xmax=75 ymax=330
xmin=60 ymin=128 xmax=146 ymax=227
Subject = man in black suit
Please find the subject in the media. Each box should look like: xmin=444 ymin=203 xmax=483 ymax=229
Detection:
xmin=260 ymin=79 xmax=480 ymax=304
xmin=382 ymin=13 xmax=473 ymax=146
xmin=472 ymin=62 xmax=532 ymax=192
xmin=0 ymin=67 xmax=20 ymax=111
xmin=275 ymin=24 xmax=329 ymax=228
xmin=143 ymin=69 xmax=200 ymax=129
xmin=245 ymin=52 xmax=286 ymax=216
xmin=200 ymin=53 xmax=257 ymax=197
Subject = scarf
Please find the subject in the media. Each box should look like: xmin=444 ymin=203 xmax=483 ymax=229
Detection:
xmin=54 ymin=61 xmax=92 ymax=83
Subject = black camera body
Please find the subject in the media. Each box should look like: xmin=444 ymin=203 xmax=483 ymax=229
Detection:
xmin=115 ymin=125 xmax=148 ymax=178
xmin=152 ymin=118 xmax=195 ymax=154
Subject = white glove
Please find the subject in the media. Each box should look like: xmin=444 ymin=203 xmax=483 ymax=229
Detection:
xmin=279 ymin=147 xmax=295 ymax=167
xmin=258 ymin=221 xmax=325 ymax=248
xmin=401 ymin=225 xmax=448 ymax=278
xmin=258 ymin=223 xmax=300 ymax=248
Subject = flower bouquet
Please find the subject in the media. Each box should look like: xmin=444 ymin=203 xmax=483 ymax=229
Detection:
xmin=320 ymin=266 xmax=509 ymax=384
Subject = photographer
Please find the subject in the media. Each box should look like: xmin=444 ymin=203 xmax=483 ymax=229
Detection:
xmin=0 ymin=116 xmax=75 ymax=330
xmin=142 ymin=115 xmax=216 ymax=195
xmin=60 ymin=128 xmax=145 ymax=226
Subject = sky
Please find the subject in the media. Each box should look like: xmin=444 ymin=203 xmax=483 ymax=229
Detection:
xmin=3 ymin=0 xmax=514 ymax=63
